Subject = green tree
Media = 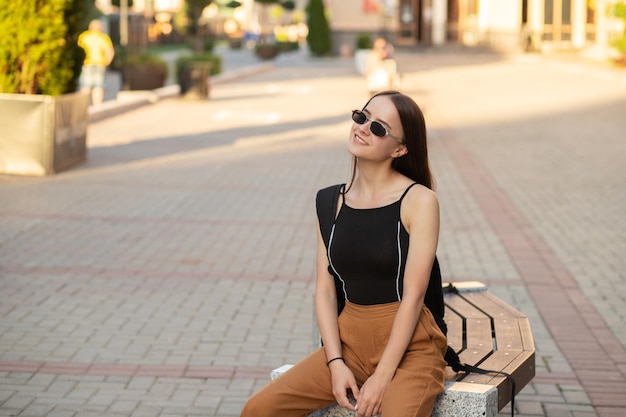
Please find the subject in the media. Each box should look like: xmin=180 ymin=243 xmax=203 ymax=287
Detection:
xmin=255 ymin=0 xmax=281 ymax=40
xmin=186 ymin=0 xmax=213 ymax=51
xmin=63 ymin=0 xmax=97 ymax=93
xmin=0 ymin=0 xmax=94 ymax=95
xmin=281 ymin=1 xmax=296 ymax=11
xmin=186 ymin=0 xmax=213 ymax=35
xmin=111 ymin=0 xmax=134 ymax=6
xmin=611 ymin=1 xmax=626 ymax=59
xmin=306 ymin=0 xmax=331 ymax=56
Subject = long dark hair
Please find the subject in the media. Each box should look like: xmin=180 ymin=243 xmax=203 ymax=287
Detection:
xmin=348 ymin=91 xmax=433 ymax=190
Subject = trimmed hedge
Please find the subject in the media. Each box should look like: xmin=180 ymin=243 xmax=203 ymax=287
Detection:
xmin=355 ymin=33 xmax=373 ymax=50
xmin=175 ymin=53 xmax=223 ymax=84
xmin=0 ymin=0 xmax=94 ymax=95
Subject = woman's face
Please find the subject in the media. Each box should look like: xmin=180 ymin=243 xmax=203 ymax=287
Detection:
xmin=348 ymin=95 xmax=405 ymax=160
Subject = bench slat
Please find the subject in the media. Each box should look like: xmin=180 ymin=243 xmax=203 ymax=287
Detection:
xmin=459 ymin=349 xmax=535 ymax=409
xmin=445 ymin=293 xmax=490 ymax=319
xmin=465 ymin=291 xmax=528 ymax=318
xmin=465 ymin=293 xmax=535 ymax=351
xmin=444 ymin=286 xmax=535 ymax=411
xmin=493 ymin=318 xmax=528 ymax=351
xmin=444 ymin=295 xmax=493 ymax=361
xmin=444 ymin=309 xmax=463 ymax=353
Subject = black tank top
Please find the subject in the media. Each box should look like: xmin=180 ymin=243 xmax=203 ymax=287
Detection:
xmin=328 ymin=184 xmax=418 ymax=305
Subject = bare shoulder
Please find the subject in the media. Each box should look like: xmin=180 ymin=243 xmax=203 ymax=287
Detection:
xmin=401 ymin=184 xmax=439 ymax=228
xmin=404 ymin=183 xmax=438 ymax=209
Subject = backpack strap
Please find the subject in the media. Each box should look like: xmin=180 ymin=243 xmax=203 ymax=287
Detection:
xmin=316 ymin=184 xmax=344 ymax=248
xmin=315 ymin=184 xmax=345 ymax=315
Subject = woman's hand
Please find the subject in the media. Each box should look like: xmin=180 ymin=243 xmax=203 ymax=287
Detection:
xmin=329 ymin=361 xmax=360 ymax=412
xmin=354 ymin=372 xmax=391 ymax=417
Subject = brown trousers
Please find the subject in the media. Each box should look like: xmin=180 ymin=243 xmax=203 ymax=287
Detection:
xmin=240 ymin=301 xmax=448 ymax=417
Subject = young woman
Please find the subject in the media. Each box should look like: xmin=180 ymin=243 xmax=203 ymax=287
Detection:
xmin=240 ymin=91 xmax=447 ymax=417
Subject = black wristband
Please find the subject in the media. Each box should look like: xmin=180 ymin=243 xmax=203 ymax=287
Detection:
xmin=326 ymin=357 xmax=344 ymax=366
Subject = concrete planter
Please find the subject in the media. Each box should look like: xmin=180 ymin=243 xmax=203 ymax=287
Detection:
xmin=122 ymin=63 xmax=167 ymax=91
xmin=0 ymin=92 xmax=89 ymax=176
xmin=179 ymin=62 xmax=211 ymax=100
xmin=255 ymin=44 xmax=280 ymax=60
xmin=354 ymin=48 xmax=372 ymax=75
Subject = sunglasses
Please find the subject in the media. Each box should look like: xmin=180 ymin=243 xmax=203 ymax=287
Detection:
xmin=351 ymin=110 xmax=403 ymax=143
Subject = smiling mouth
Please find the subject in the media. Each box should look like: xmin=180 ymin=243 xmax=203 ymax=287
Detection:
xmin=353 ymin=135 xmax=368 ymax=145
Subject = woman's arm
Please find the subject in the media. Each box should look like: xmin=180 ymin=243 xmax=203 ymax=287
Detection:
xmin=314 ymin=219 xmax=359 ymax=411
xmin=355 ymin=186 xmax=440 ymax=416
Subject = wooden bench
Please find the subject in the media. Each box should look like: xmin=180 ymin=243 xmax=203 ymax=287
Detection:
xmin=271 ymin=281 xmax=535 ymax=417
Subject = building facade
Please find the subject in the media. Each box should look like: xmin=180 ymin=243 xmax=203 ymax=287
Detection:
xmin=328 ymin=0 xmax=615 ymax=55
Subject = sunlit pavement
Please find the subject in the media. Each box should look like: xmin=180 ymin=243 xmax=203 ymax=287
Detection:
xmin=1 ymin=47 xmax=625 ymax=417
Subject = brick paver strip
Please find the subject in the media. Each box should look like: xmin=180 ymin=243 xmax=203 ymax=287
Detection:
xmin=0 ymin=361 xmax=44 ymax=373
xmin=441 ymin=132 xmax=626 ymax=417
xmin=0 ymin=265 xmax=311 ymax=283
xmin=0 ymin=360 xmax=271 ymax=380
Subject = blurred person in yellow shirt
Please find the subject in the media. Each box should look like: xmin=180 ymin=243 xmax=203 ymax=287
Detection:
xmin=78 ymin=20 xmax=114 ymax=106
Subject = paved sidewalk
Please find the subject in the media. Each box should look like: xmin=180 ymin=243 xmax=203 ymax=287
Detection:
xmin=1 ymin=47 xmax=625 ymax=417
xmin=92 ymin=46 xmax=278 ymax=123
xmin=102 ymin=45 xmax=276 ymax=103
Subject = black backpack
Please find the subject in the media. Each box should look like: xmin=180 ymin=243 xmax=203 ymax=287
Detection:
xmin=315 ymin=184 xmax=516 ymax=417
